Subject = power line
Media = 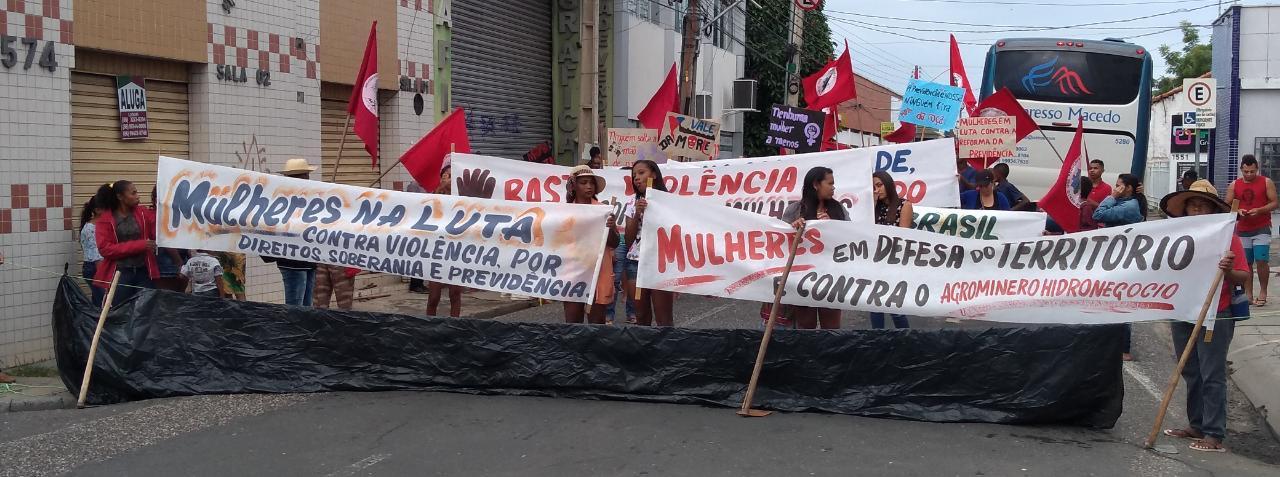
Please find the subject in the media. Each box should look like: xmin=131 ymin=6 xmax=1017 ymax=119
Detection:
xmin=826 ymin=2 xmax=1219 ymax=33
xmin=884 ymin=0 xmax=1208 ymax=6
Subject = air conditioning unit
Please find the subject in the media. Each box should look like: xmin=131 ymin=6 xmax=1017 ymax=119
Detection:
xmin=693 ymin=92 xmax=713 ymax=119
xmin=732 ymin=79 xmax=757 ymax=111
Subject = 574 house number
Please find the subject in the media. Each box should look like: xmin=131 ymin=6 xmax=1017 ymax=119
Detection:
xmin=1 ymin=37 xmax=58 ymax=72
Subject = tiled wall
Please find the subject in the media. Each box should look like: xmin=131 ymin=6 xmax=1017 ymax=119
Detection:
xmin=0 ymin=0 xmax=75 ymax=368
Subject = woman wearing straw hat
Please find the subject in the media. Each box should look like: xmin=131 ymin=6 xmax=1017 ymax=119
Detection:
xmin=1157 ymin=183 xmax=1250 ymax=453
xmin=262 ymin=158 xmax=320 ymax=306
xmin=563 ymin=165 xmax=617 ymax=324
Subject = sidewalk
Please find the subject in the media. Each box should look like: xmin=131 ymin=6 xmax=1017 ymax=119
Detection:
xmin=351 ymin=285 xmax=542 ymax=319
xmin=1 ymin=376 xmax=74 ymax=412
xmin=1228 ymin=237 xmax=1280 ymax=438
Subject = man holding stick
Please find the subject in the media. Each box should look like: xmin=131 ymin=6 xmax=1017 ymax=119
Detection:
xmin=1157 ymin=184 xmax=1250 ymax=453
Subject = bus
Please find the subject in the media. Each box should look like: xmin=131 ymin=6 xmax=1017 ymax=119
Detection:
xmin=979 ymin=38 xmax=1153 ymax=199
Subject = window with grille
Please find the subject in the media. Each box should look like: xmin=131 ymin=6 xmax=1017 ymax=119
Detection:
xmin=1257 ymin=137 xmax=1280 ymax=182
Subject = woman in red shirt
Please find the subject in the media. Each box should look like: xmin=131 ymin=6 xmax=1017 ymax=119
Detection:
xmin=93 ymin=180 xmax=159 ymax=307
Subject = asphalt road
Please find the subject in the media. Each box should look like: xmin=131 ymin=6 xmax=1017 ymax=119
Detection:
xmin=2 ymin=295 xmax=1279 ymax=476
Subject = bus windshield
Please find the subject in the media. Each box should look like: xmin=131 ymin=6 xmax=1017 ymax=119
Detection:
xmin=989 ymin=50 xmax=1145 ymax=106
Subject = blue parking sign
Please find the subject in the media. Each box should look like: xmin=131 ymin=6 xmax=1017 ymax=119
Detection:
xmin=1183 ymin=111 xmax=1196 ymax=125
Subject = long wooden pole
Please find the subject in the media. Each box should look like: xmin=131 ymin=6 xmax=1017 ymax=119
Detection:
xmin=1038 ymin=129 xmax=1066 ymax=164
xmin=77 ymin=271 xmax=121 ymax=409
xmin=332 ymin=113 xmax=353 ymax=182
xmin=1143 ymin=200 xmax=1239 ymax=448
xmin=738 ymin=222 xmax=806 ymax=417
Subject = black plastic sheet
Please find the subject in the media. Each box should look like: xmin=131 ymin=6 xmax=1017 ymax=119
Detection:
xmin=53 ymin=276 xmax=1123 ymax=427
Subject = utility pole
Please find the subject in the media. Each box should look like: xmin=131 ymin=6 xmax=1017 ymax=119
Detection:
xmin=579 ymin=0 xmax=600 ymax=150
xmin=784 ymin=2 xmax=806 ymax=108
xmin=678 ymin=0 xmax=702 ymax=115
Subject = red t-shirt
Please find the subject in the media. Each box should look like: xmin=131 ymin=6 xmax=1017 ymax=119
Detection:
xmin=1088 ymin=180 xmax=1112 ymax=204
xmin=1232 ymin=177 xmax=1272 ymax=233
xmin=1220 ymin=236 xmax=1249 ymax=312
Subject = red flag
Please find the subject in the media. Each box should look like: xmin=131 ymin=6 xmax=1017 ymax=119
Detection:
xmin=402 ymin=108 xmax=470 ymax=192
xmin=949 ymin=35 xmax=977 ymax=115
xmin=348 ymin=22 xmax=380 ymax=167
xmin=637 ymin=64 xmax=679 ymax=130
xmin=819 ymin=107 xmax=840 ymax=151
xmin=802 ymin=41 xmax=857 ymax=111
xmin=1038 ymin=119 xmax=1089 ymax=233
xmin=966 ymin=87 xmax=1040 ymax=170
xmin=882 ymin=123 xmax=917 ymax=144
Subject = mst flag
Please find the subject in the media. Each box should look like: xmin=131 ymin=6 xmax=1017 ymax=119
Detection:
xmin=1038 ymin=119 xmax=1089 ymax=233
xmin=802 ymin=42 xmax=857 ymax=111
xmin=949 ymin=34 xmax=978 ymax=115
xmin=402 ymin=108 xmax=471 ymax=192
xmin=638 ymin=64 xmax=679 ymax=130
xmin=349 ymin=22 xmax=380 ymax=167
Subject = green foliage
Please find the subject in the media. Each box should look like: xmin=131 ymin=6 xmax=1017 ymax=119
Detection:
xmin=743 ymin=1 xmax=835 ymax=157
xmin=1154 ymin=21 xmax=1212 ymax=96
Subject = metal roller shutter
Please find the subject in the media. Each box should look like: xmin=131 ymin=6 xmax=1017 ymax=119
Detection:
xmin=320 ymin=83 xmax=382 ymax=187
xmin=71 ymin=72 xmax=190 ymax=209
xmin=452 ymin=0 xmax=553 ymax=159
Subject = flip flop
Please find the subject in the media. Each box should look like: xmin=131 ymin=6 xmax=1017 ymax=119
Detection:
xmin=1189 ymin=440 xmax=1226 ymax=453
xmin=1163 ymin=429 xmax=1202 ymax=439
xmin=1252 ymin=298 xmax=1267 ymax=307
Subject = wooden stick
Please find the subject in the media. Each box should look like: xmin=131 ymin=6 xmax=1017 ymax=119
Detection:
xmin=1143 ymin=199 xmax=1239 ymax=448
xmin=368 ymin=157 xmax=404 ymax=189
xmin=738 ymin=222 xmax=806 ymax=417
xmin=332 ymin=113 xmax=353 ymax=182
xmin=634 ymin=177 xmax=653 ymax=301
xmin=77 ymin=270 xmax=121 ymax=409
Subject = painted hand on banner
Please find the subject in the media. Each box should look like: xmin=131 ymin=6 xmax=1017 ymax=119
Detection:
xmin=456 ymin=169 xmax=496 ymax=198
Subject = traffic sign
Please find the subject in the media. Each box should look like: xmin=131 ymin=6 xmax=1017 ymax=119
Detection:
xmin=795 ymin=0 xmax=822 ymax=11
xmin=1182 ymin=78 xmax=1216 ymax=129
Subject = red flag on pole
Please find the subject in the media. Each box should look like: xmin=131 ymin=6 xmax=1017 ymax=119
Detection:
xmin=402 ymin=108 xmax=471 ymax=192
xmin=949 ymin=34 xmax=977 ymax=115
xmin=883 ymin=123 xmax=917 ymax=144
xmin=802 ymin=41 xmax=858 ymax=111
xmin=1038 ymin=119 xmax=1089 ymax=233
xmin=637 ymin=64 xmax=679 ymax=130
xmin=819 ymin=107 xmax=840 ymax=151
xmin=348 ymin=22 xmax=380 ymax=167
xmin=966 ymin=87 xmax=1041 ymax=169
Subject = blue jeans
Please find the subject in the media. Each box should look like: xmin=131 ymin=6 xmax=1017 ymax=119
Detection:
xmin=606 ymin=244 xmax=636 ymax=322
xmin=869 ymin=312 xmax=909 ymax=329
xmin=112 ymin=266 xmax=155 ymax=307
xmin=1170 ymin=318 xmax=1236 ymax=441
xmin=82 ymin=261 xmax=105 ymax=307
xmin=280 ymin=267 xmax=316 ymax=306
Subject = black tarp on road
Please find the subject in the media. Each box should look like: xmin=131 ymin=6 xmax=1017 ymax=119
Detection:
xmin=53 ymin=277 xmax=1124 ymax=427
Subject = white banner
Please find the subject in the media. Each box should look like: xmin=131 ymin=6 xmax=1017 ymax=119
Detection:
xmin=156 ymin=156 xmax=611 ymax=303
xmin=867 ymin=137 xmax=960 ymax=207
xmin=638 ymin=191 xmax=1235 ymax=324
xmin=910 ymin=206 xmax=1046 ymax=240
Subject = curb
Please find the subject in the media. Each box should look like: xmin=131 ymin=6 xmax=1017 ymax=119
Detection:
xmin=2 ymin=392 xmax=76 ymax=413
xmin=1228 ymin=323 xmax=1280 ymax=438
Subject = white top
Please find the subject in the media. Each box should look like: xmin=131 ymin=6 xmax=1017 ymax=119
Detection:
xmin=181 ymin=253 xmax=224 ymax=293
xmin=624 ymin=199 xmax=641 ymax=261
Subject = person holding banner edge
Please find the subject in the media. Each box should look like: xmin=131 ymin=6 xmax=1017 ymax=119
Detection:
xmin=428 ymin=160 xmax=465 ymax=318
xmin=869 ymin=171 xmax=912 ymax=329
xmin=1093 ymin=173 xmax=1148 ymax=361
xmin=1157 ymin=184 xmax=1250 ymax=453
xmin=563 ymin=165 xmax=617 ymax=324
xmin=781 ymin=167 xmax=849 ymax=330
xmin=624 ymin=160 xmax=675 ymax=327
xmin=262 ymin=159 xmax=320 ymax=307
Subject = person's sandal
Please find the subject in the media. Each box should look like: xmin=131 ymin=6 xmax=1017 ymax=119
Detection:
xmin=1189 ymin=439 xmax=1226 ymax=453
xmin=1163 ymin=429 xmax=1202 ymax=439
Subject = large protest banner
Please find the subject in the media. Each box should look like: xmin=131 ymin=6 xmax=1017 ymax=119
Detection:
xmin=155 ymin=156 xmax=611 ymax=303
xmin=637 ymin=191 xmax=1235 ymax=324
xmin=657 ymin=112 xmax=721 ymax=161
xmin=910 ymin=206 xmax=1046 ymax=240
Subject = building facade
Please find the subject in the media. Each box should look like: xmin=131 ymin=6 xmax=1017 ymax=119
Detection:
xmin=1211 ymin=4 xmax=1280 ymax=192
xmin=835 ymin=74 xmax=902 ymax=147
xmin=0 ymin=0 xmax=438 ymax=368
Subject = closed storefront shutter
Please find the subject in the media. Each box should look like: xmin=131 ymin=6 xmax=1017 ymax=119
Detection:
xmin=452 ymin=0 xmax=553 ymax=159
xmin=321 ymin=82 xmax=383 ymax=187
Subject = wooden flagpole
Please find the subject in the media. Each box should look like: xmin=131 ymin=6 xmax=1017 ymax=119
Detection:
xmin=1038 ymin=129 xmax=1066 ymax=164
xmin=738 ymin=222 xmax=806 ymax=417
xmin=1143 ymin=200 xmax=1239 ymax=448
xmin=77 ymin=271 xmax=122 ymax=409
xmin=333 ymin=113 xmax=353 ymax=182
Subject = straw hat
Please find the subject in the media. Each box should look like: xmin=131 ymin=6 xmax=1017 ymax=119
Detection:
xmin=280 ymin=158 xmax=317 ymax=175
xmin=1160 ymin=181 xmax=1229 ymax=217
xmin=567 ymin=165 xmax=606 ymax=192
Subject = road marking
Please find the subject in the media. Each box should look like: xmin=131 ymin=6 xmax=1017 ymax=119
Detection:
xmin=324 ymin=453 xmax=391 ymax=477
xmin=681 ymin=303 xmax=736 ymax=327
xmin=1123 ymin=362 xmax=1162 ymax=400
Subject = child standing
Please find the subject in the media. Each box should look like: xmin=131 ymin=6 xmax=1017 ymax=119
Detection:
xmin=181 ymin=250 xmax=225 ymax=298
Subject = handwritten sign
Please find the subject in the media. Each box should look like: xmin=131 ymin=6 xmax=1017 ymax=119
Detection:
xmin=898 ymin=79 xmax=966 ymax=132
xmin=955 ymin=116 xmax=1016 ymax=159
xmin=156 ymin=156 xmax=612 ymax=303
xmin=657 ymin=112 xmax=721 ymax=161
xmin=765 ymin=104 xmax=826 ymax=153
xmin=606 ymin=128 xmax=663 ymax=166
xmin=638 ymin=190 xmax=1235 ymax=324
xmin=880 ymin=121 xmax=895 ymax=136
